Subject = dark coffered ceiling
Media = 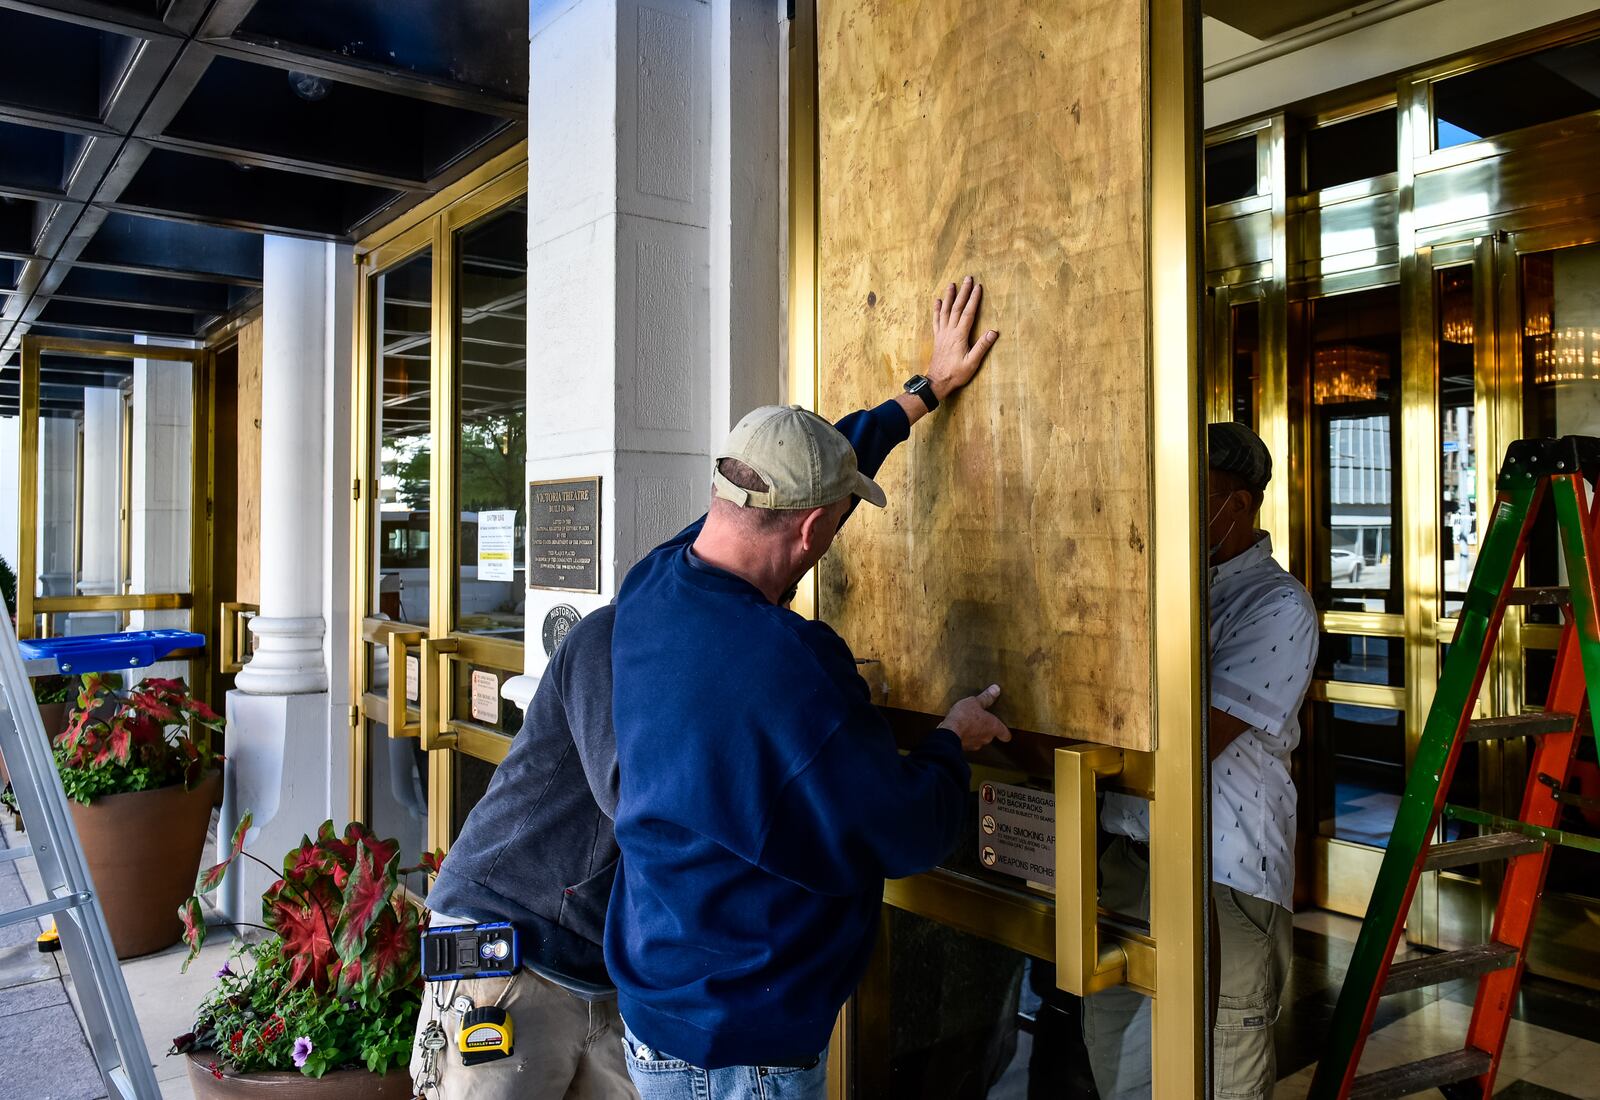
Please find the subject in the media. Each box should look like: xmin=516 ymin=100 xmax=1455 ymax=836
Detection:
xmin=0 ymin=0 xmax=527 ymax=378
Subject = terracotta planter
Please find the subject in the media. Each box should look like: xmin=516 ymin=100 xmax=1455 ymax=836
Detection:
xmin=4 ymin=701 xmax=68 ymax=787
xmin=70 ymin=769 xmax=220 ymax=958
xmin=185 ymin=1053 xmax=413 ymax=1100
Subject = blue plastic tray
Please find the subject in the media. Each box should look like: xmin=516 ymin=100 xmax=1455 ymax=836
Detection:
xmin=18 ymin=630 xmax=206 ymax=675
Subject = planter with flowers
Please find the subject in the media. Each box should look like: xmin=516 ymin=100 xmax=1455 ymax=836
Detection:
xmin=54 ymin=673 xmax=223 ymax=957
xmin=172 ymin=816 xmax=440 ymax=1098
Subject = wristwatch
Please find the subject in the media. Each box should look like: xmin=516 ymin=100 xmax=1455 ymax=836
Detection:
xmin=903 ymin=374 xmax=939 ymax=413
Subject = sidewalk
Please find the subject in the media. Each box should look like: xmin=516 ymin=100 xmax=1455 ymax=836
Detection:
xmin=0 ymin=814 xmax=231 ymax=1099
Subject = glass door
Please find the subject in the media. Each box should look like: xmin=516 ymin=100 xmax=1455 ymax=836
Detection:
xmin=350 ymin=156 xmax=528 ymax=862
xmin=11 ymin=336 xmax=212 ymax=693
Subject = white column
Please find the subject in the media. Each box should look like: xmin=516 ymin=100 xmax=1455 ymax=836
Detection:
xmin=235 ymin=236 xmax=330 ymax=695
xmin=520 ymin=0 xmax=780 ymax=684
xmin=78 ymin=389 xmax=121 ymax=597
xmin=221 ymin=236 xmax=351 ymax=923
xmin=0 ymin=416 xmax=18 ymax=579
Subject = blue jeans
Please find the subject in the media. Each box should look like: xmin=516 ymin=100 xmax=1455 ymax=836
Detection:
xmin=620 ymin=1024 xmax=827 ymax=1100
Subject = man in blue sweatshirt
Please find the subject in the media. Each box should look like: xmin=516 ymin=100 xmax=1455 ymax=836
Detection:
xmin=608 ymin=276 xmax=1008 ymax=1099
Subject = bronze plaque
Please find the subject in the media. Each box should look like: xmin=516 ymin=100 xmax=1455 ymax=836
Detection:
xmin=527 ymin=477 xmax=601 ymax=593
xmin=816 ymin=0 xmax=1154 ymax=749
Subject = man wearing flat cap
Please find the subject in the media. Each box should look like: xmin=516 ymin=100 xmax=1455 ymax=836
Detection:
xmin=606 ymin=277 xmax=1010 ymax=1100
xmin=1085 ymin=422 xmax=1318 ymax=1100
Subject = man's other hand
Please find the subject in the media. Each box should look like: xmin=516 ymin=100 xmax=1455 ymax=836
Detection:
xmin=941 ymin=684 xmax=1011 ymax=752
xmin=929 ymin=276 xmax=1000 ymax=401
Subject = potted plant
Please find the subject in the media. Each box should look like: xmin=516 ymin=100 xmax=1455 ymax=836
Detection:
xmin=172 ymin=816 xmax=440 ymax=1099
xmin=54 ymin=673 xmax=224 ymax=957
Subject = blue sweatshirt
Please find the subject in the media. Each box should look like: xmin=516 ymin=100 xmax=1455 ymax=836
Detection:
xmin=606 ymin=400 xmax=970 ymax=1069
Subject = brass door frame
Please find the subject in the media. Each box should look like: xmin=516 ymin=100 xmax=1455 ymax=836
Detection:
xmin=792 ymin=1 xmax=1207 ymax=1093
xmin=15 ymin=335 xmax=215 ymax=701
xmin=349 ymin=143 xmax=528 ymax=857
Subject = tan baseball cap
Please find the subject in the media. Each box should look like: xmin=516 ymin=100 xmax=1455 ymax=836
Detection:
xmin=712 ymin=405 xmax=887 ymax=510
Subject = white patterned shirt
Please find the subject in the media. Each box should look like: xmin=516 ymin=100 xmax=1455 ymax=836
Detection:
xmin=1102 ymin=533 xmax=1317 ymax=910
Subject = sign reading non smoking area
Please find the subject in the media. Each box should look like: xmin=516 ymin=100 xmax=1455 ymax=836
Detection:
xmin=977 ymin=781 xmax=1056 ymax=887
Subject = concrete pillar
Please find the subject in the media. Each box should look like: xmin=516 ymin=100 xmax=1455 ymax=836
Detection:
xmin=520 ymin=0 xmax=780 ymax=684
xmin=236 ymin=236 xmax=331 ymax=696
xmin=77 ymin=389 xmax=121 ymax=598
xmin=221 ymin=235 xmax=353 ymax=924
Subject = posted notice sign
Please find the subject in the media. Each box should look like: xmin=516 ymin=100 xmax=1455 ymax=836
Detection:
xmin=977 ymin=781 xmax=1056 ymax=886
xmin=477 ymin=510 xmax=518 ymax=582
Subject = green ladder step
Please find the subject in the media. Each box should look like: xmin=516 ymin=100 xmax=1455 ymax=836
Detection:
xmin=1348 ymin=1048 xmax=1492 ymax=1100
xmin=1464 ymin=713 xmax=1575 ymax=742
xmin=1383 ymin=943 xmax=1518 ymax=996
xmin=1424 ymin=831 xmax=1546 ymax=871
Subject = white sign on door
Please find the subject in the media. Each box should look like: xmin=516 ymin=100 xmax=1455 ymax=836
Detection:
xmin=404 ymin=655 xmax=420 ymax=704
xmin=478 ymin=509 xmax=518 ymax=582
xmin=470 ymin=669 xmax=501 ymax=726
xmin=977 ymin=781 xmax=1056 ymax=886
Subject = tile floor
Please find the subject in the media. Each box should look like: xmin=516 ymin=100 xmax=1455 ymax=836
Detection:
xmin=1274 ymin=910 xmax=1600 ymax=1099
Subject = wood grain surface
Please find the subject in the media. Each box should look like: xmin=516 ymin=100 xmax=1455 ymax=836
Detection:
xmin=816 ymin=0 xmax=1153 ymax=749
xmin=235 ymin=318 xmax=262 ymax=606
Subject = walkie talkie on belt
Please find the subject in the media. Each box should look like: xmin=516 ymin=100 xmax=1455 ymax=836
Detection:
xmin=421 ymin=921 xmax=520 ymax=981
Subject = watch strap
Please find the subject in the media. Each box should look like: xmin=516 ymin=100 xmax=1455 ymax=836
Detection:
xmin=904 ymin=374 xmax=939 ymax=412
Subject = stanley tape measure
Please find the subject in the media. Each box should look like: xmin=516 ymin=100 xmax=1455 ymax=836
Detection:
xmin=458 ymin=1006 xmax=514 ymax=1065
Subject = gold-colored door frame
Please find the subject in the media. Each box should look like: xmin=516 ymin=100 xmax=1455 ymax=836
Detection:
xmin=349 ymin=143 xmax=528 ymax=858
xmin=15 ymin=334 xmax=215 ymax=701
xmin=790 ymin=1 xmax=1207 ymax=1094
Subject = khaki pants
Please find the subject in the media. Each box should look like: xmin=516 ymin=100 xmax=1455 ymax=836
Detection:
xmin=1082 ymin=838 xmax=1293 ymax=1100
xmin=410 ymin=969 xmax=639 ymax=1100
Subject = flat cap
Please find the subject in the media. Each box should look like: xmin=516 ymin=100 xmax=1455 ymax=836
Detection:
xmin=1208 ymin=421 xmax=1272 ymax=493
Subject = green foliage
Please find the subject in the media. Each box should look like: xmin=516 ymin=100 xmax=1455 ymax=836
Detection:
xmin=32 ymin=676 xmax=72 ymax=705
xmin=174 ymin=818 xmax=442 ymax=1080
xmin=0 ymin=554 xmax=14 ymax=617
xmin=53 ymin=675 xmax=222 ymax=805
xmin=385 ymin=410 xmax=525 ymax=515
xmin=171 ymin=938 xmax=418 ymax=1080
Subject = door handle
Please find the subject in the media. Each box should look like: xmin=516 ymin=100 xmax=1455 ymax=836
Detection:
xmin=1056 ymin=743 xmax=1130 ymax=995
xmin=385 ymin=629 xmax=425 ymax=738
xmin=420 ymin=636 xmax=459 ymax=750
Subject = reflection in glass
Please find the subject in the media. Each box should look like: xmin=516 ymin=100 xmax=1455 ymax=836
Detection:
xmin=1521 ymin=245 xmax=1600 ymax=624
xmin=454 ymin=200 xmax=528 ymax=641
xmin=1438 ymin=267 xmax=1478 ymax=617
xmin=856 ymin=910 xmax=1097 ymax=1098
xmin=1230 ymin=301 xmax=1259 ymax=428
xmin=1304 ymin=287 xmax=1403 ymax=613
xmin=1204 ymin=134 xmax=1258 ymax=208
xmin=1433 ymin=37 xmax=1600 ymax=151
xmin=1301 ymin=108 xmax=1397 ymax=193
xmin=30 ymin=351 xmax=193 ymax=642
xmin=452 ymin=753 xmax=499 ymax=842
xmin=1547 ymin=723 xmax=1600 ymax=902
xmin=1315 ymin=633 xmax=1403 ymax=687
xmin=1314 ymin=700 xmax=1405 ymax=847
xmin=365 ymin=719 xmax=428 ymax=884
xmin=369 ymin=250 xmax=433 ymax=691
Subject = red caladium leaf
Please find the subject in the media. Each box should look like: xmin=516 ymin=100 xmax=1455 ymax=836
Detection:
xmin=270 ymin=891 xmax=338 ymax=992
xmin=399 ymin=848 xmax=445 ymax=877
xmin=359 ymin=904 xmax=421 ymax=997
xmin=128 ymin=689 xmax=177 ymax=723
xmin=194 ymin=811 xmax=252 ymax=895
xmin=178 ymin=896 xmax=207 ymax=972
xmin=332 ymin=839 xmax=397 ymax=964
xmin=283 ymin=837 xmax=334 ymax=884
xmin=333 ymin=953 xmax=363 ymax=998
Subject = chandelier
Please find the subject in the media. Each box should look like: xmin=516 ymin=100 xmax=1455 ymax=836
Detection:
xmin=1530 ymin=326 xmax=1600 ymax=386
xmin=1440 ymin=270 xmax=1473 ymax=345
xmin=1313 ymin=345 xmax=1388 ymax=404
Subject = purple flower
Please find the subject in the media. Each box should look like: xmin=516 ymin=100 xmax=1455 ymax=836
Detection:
xmin=291 ymin=1037 xmax=313 ymax=1068
xmin=213 ymin=964 xmax=233 ymax=980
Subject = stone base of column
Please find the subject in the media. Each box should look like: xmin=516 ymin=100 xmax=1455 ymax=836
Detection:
xmin=234 ymin=615 xmax=327 ymax=695
xmin=217 ymin=690 xmax=335 ymax=927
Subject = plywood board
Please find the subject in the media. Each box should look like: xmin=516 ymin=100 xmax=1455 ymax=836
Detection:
xmin=235 ymin=318 xmax=263 ymax=606
xmin=816 ymin=0 xmax=1153 ymax=749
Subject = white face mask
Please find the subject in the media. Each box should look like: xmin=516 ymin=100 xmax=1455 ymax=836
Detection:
xmin=1208 ymin=494 xmax=1239 ymax=564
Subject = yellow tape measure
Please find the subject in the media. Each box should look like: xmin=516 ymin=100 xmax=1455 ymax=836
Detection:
xmin=458 ymin=1006 xmax=513 ymax=1066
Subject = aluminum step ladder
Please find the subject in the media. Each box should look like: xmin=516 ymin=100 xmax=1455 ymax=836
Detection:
xmin=1310 ymin=436 xmax=1600 ymax=1099
xmin=0 ymin=610 xmax=160 ymax=1100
